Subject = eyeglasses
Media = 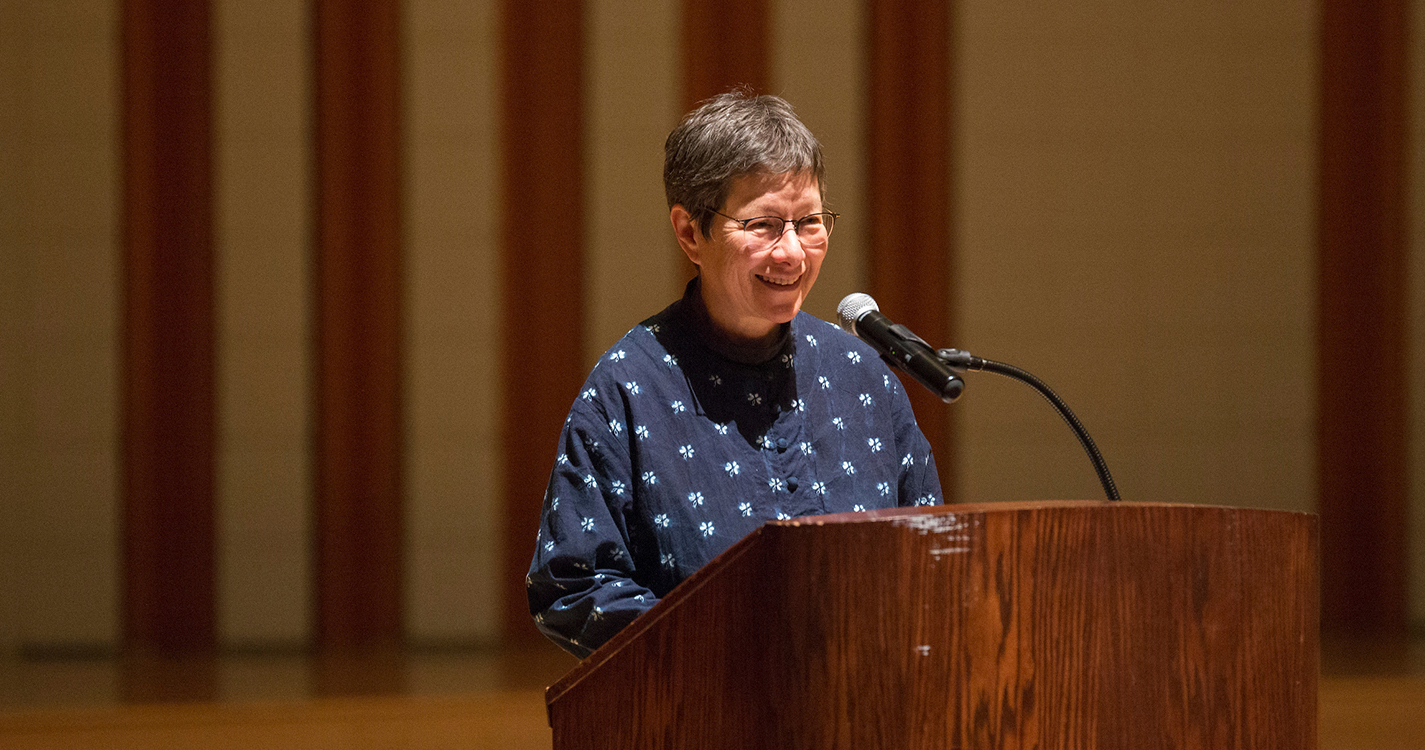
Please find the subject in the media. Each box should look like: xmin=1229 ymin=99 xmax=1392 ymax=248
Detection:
xmin=712 ymin=209 xmax=839 ymax=247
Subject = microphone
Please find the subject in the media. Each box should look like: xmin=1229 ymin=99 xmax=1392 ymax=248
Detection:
xmin=837 ymin=293 xmax=1123 ymax=501
xmin=836 ymin=293 xmax=964 ymax=402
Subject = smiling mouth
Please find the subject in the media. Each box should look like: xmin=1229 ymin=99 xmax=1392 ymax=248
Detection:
xmin=756 ymin=274 xmax=800 ymax=287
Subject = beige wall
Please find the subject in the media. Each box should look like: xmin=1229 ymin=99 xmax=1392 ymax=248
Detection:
xmin=771 ymin=0 xmax=868 ymax=327
xmin=404 ymin=0 xmax=502 ymax=646
xmin=215 ymin=0 xmax=312 ymax=649
xmin=2 ymin=0 xmax=1422 ymax=654
xmin=0 ymin=1 xmax=121 ymax=653
xmin=954 ymin=2 xmax=1317 ymax=513
xmin=584 ymin=0 xmax=682 ymax=365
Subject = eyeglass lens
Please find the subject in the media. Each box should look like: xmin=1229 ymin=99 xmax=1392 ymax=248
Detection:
xmin=743 ymin=213 xmax=835 ymax=243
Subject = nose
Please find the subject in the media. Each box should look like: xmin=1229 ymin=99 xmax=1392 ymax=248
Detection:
xmin=769 ymin=228 xmax=806 ymax=264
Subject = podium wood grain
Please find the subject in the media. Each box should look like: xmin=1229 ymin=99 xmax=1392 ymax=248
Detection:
xmin=546 ymin=501 xmax=1318 ymax=749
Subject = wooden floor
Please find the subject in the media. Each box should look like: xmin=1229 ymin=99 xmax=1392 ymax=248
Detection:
xmin=1 ymin=639 xmax=1421 ymax=749
xmin=0 ymin=645 xmax=579 ymax=750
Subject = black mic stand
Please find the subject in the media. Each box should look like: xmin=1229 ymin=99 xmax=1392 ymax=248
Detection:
xmin=936 ymin=349 xmax=1122 ymax=503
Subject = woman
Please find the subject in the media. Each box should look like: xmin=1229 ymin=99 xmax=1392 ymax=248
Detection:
xmin=527 ymin=91 xmax=942 ymax=657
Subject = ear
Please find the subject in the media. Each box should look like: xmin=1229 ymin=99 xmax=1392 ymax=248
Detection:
xmin=670 ymin=205 xmax=701 ymax=267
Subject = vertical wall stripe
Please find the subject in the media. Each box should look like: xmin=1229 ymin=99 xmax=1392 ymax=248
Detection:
xmin=674 ymin=0 xmax=770 ymax=290
xmin=866 ymin=0 xmax=954 ymax=499
xmin=680 ymin=0 xmax=768 ymax=108
xmin=121 ymin=0 xmax=217 ymax=655
xmin=500 ymin=0 xmax=586 ymax=642
xmin=1412 ymin=0 xmax=1425 ymax=630
xmin=313 ymin=0 xmax=405 ymax=651
xmin=1318 ymin=0 xmax=1410 ymax=638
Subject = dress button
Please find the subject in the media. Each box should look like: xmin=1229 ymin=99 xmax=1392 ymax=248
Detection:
xmin=787 ymin=476 xmax=799 ymax=492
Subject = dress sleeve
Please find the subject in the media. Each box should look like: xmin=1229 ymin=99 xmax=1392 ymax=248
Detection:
xmin=526 ymin=394 xmax=658 ymax=658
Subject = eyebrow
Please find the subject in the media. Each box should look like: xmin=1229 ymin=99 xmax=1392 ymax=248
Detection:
xmin=736 ymin=205 xmax=824 ymax=218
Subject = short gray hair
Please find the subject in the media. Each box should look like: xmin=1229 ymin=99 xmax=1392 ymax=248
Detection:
xmin=664 ymin=90 xmax=825 ymax=238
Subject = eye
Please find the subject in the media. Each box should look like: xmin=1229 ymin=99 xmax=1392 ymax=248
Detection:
xmin=796 ymin=213 xmax=835 ymax=239
xmin=743 ymin=217 xmax=785 ymax=238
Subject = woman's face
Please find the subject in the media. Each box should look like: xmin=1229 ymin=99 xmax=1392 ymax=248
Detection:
xmin=671 ymin=171 xmax=826 ymax=345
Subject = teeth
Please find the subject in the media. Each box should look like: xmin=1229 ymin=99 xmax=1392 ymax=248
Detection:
xmin=758 ymin=274 xmax=798 ymax=286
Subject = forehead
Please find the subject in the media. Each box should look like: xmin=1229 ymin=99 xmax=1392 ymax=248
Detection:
xmin=723 ymin=171 xmax=822 ymax=212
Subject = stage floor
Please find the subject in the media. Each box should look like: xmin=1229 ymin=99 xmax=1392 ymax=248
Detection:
xmin=1 ymin=638 xmax=1421 ymax=749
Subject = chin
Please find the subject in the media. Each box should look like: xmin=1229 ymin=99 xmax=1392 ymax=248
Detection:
xmin=764 ymin=305 xmax=801 ymax=325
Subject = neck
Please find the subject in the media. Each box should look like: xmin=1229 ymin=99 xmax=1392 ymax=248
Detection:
xmin=685 ymin=279 xmax=788 ymax=364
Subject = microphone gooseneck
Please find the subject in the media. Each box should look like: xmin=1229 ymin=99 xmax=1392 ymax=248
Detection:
xmin=836 ymin=292 xmax=1122 ymax=502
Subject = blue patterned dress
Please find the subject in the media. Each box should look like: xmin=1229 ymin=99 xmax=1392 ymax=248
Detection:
xmin=527 ymin=281 xmax=942 ymax=657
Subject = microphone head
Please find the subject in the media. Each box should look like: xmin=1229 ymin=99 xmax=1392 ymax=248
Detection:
xmin=836 ymin=293 xmax=879 ymax=336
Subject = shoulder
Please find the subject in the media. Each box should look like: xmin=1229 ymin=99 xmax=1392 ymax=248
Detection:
xmin=587 ymin=318 xmax=676 ymax=377
xmin=793 ymin=312 xmax=888 ymax=368
xmin=573 ymin=316 xmax=687 ymax=413
xmin=793 ymin=311 xmax=913 ymax=406
xmin=794 ymin=312 xmax=877 ymax=349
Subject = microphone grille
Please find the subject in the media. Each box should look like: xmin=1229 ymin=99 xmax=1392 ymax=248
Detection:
xmin=836 ymin=293 xmax=879 ymax=335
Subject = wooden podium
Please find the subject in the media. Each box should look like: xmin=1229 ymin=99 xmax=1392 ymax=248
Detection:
xmin=545 ymin=501 xmax=1318 ymax=749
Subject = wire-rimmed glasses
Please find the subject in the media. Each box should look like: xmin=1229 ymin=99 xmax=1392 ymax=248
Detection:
xmin=712 ymin=209 xmax=839 ymax=247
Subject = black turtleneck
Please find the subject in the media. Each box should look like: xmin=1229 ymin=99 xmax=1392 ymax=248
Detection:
xmin=679 ymin=277 xmax=791 ymax=366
